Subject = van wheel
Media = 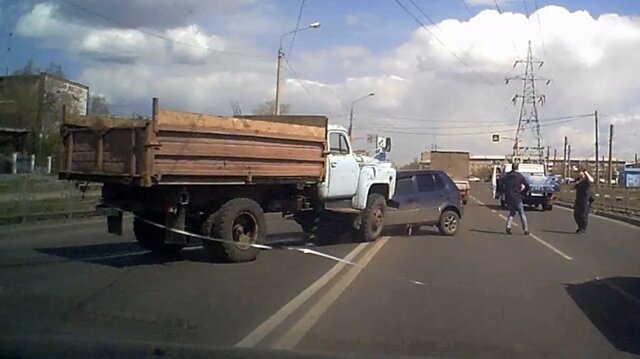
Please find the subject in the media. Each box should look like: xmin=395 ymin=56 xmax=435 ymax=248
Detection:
xmin=358 ymin=193 xmax=386 ymax=242
xmin=133 ymin=214 xmax=185 ymax=253
xmin=201 ymin=198 xmax=266 ymax=263
xmin=438 ymin=210 xmax=460 ymax=236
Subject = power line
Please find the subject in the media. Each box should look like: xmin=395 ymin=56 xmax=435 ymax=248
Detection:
xmin=358 ymin=115 xmax=592 ymax=136
xmin=287 ymin=0 xmax=306 ymax=59
xmin=533 ymin=0 xmax=547 ymax=56
xmin=493 ymin=0 xmax=502 ymax=14
xmin=393 ymin=0 xmax=496 ymax=87
xmin=58 ymin=0 xmax=270 ymax=61
xmin=282 ymin=56 xmax=312 ymax=96
xmin=521 ymin=0 xmax=530 ymax=16
xmin=459 ymin=0 xmax=474 ymax=17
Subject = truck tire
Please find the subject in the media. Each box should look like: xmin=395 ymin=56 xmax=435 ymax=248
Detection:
xmin=438 ymin=210 xmax=460 ymax=236
xmin=201 ymin=198 xmax=266 ymax=263
xmin=357 ymin=193 xmax=386 ymax=242
xmin=133 ymin=214 xmax=185 ymax=253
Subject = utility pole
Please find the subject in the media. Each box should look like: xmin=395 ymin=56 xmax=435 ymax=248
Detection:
xmin=563 ymin=136 xmax=568 ymax=178
xmin=594 ymin=111 xmax=599 ymax=188
xmin=635 ymin=153 xmax=638 ymax=164
xmin=608 ymin=124 xmax=614 ymax=187
xmin=546 ymin=146 xmax=550 ymax=161
xmin=553 ymin=148 xmax=557 ymax=174
xmin=567 ymin=144 xmax=572 ymax=179
xmin=506 ymin=40 xmax=550 ymax=162
xmin=274 ymin=48 xmax=284 ymax=115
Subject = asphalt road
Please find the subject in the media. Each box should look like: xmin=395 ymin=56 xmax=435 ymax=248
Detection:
xmin=0 ymin=183 xmax=639 ymax=358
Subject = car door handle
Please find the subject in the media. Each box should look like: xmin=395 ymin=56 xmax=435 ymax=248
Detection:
xmin=330 ymin=161 xmax=338 ymax=168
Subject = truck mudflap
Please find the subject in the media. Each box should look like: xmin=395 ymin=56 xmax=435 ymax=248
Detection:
xmin=96 ymin=203 xmax=123 ymax=235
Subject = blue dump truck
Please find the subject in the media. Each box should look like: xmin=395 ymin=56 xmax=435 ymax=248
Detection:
xmin=491 ymin=162 xmax=561 ymax=211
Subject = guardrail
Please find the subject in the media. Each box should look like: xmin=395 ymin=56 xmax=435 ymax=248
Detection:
xmin=556 ymin=185 xmax=639 ymax=216
xmin=0 ymin=174 xmax=101 ymax=225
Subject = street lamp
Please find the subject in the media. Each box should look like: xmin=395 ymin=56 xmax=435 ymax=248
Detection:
xmin=348 ymin=92 xmax=375 ymax=140
xmin=274 ymin=22 xmax=321 ymax=115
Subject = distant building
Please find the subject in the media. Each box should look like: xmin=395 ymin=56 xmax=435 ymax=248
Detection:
xmin=0 ymin=73 xmax=88 ymax=163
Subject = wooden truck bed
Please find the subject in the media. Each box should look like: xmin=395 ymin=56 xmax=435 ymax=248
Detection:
xmin=59 ymin=98 xmax=328 ymax=186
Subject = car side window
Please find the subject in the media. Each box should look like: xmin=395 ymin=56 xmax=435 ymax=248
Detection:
xmin=434 ymin=174 xmax=446 ymax=190
xmin=329 ymin=132 xmax=349 ymax=155
xmin=395 ymin=177 xmax=414 ymax=196
xmin=416 ymin=174 xmax=436 ymax=192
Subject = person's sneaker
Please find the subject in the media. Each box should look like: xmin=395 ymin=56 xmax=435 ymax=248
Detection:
xmin=524 ymin=231 xmax=530 ymax=236
xmin=506 ymin=228 xmax=512 ymax=235
xmin=575 ymin=229 xmax=581 ymax=234
xmin=577 ymin=230 xmax=586 ymax=235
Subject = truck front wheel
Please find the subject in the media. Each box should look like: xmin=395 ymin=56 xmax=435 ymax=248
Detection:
xmin=201 ymin=198 xmax=266 ymax=263
xmin=133 ymin=214 xmax=185 ymax=253
xmin=358 ymin=193 xmax=386 ymax=242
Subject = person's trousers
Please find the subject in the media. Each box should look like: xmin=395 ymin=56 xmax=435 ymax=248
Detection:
xmin=507 ymin=201 xmax=528 ymax=231
xmin=573 ymin=203 xmax=589 ymax=231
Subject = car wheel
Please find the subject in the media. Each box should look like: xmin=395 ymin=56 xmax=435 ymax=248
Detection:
xmin=438 ymin=210 xmax=460 ymax=236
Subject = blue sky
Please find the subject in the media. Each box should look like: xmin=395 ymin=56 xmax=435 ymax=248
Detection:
xmin=3 ymin=0 xmax=639 ymax=79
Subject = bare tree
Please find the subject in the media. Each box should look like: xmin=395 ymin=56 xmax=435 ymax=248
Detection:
xmin=252 ymin=100 xmax=291 ymax=115
xmin=88 ymin=95 xmax=110 ymax=116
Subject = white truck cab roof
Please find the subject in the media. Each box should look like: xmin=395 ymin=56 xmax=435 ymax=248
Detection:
xmin=328 ymin=124 xmax=348 ymax=133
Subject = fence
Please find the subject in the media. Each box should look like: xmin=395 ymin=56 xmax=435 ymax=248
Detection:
xmin=0 ymin=174 xmax=101 ymax=225
xmin=557 ymin=185 xmax=640 ymax=217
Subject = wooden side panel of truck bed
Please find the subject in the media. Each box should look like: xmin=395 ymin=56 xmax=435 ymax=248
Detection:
xmin=59 ymin=99 xmax=328 ymax=186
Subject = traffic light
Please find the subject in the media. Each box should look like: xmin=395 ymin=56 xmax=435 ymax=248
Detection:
xmin=491 ymin=134 xmax=500 ymax=143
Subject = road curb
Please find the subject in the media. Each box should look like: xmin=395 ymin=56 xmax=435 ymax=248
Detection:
xmin=555 ymin=200 xmax=640 ymax=227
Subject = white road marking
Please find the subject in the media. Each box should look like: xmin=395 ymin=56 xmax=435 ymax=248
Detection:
xmin=481 ymin=196 xmax=572 ymax=260
xmin=469 ymin=195 xmax=485 ymax=206
xmin=529 ymin=233 xmax=573 ymax=260
xmin=272 ymin=237 xmax=389 ymax=350
xmin=235 ymin=242 xmax=369 ymax=348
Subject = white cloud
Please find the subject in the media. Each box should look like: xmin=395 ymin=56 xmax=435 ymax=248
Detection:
xmin=12 ymin=3 xmax=640 ymax=163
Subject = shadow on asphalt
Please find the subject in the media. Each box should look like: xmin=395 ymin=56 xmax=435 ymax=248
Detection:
xmin=542 ymin=229 xmax=578 ymax=235
xmin=565 ymin=276 xmax=640 ymax=355
xmin=469 ymin=229 xmax=506 ymax=235
xmin=34 ymin=230 xmax=368 ymax=268
xmin=482 ymin=204 xmax=543 ymax=213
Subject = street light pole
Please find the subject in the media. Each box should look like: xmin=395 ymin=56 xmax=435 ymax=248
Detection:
xmin=274 ymin=22 xmax=320 ymax=115
xmin=348 ymin=92 xmax=375 ymax=140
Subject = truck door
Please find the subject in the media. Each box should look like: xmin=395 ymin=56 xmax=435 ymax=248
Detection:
xmin=326 ymin=132 xmax=359 ymax=198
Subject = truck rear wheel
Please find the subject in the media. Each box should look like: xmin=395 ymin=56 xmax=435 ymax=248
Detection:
xmin=133 ymin=214 xmax=185 ymax=253
xmin=201 ymin=198 xmax=266 ymax=263
xmin=358 ymin=193 xmax=386 ymax=242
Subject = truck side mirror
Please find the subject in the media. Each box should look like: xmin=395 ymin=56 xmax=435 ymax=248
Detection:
xmin=384 ymin=138 xmax=392 ymax=152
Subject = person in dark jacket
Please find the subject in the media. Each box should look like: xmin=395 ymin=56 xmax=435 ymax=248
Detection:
xmin=498 ymin=163 xmax=531 ymax=235
xmin=573 ymin=169 xmax=595 ymax=234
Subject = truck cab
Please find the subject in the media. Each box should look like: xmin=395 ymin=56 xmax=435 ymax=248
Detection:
xmin=318 ymin=125 xmax=395 ymax=208
xmin=296 ymin=125 xmax=396 ymax=242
